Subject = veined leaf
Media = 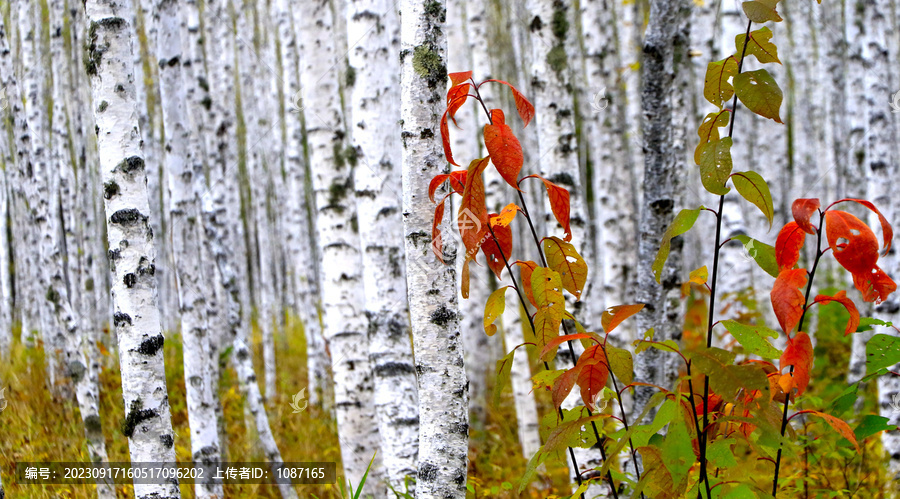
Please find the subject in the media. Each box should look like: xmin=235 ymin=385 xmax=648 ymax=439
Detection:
xmin=865 ymin=333 xmax=900 ymax=376
xmin=493 ymin=349 xmax=516 ymax=407
xmin=601 ymin=304 xmax=645 ymax=333
xmin=829 ymin=198 xmax=893 ymax=255
xmin=515 ymin=260 xmax=539 ymax=307
xmin=539 ymin=333 xmax=596 ymax=363
xmin=428 ymin=170 xmax=467 ymax=202
xmin=606 ymin=344 xmax=634 ymax=385
xmin=458 ymin=157 xmax=491 ymax=260
xmin=731 ymin=170 xmax=774 ymax=228
xmin=484 ymin=109 xmax=524 ymax=189
xmin=780 ymin=331 xmax=813 ymax=395
xmin=732 ymin=234 xmax=779 ymax=277
xmin=775 ymin=221 xmax=806 ymax=271
xmin=771 ymin=268 xmax=808 ymax=334
xmin=652 ymin=208 xmax=702 ymax=283
xmin=483 ymin=79 xmax=535 ymax=127
xmin=484 ymin=287 xmax=509 ymax=336
xmin=531 ymin=267 xmax=564 ymax=309
xmin=735 ymin=27 xmax=781 ymax=64
xmin=795 ymin=409 xmax=860 ymax=452
xmin=552 ymin=363 xmax=582 ymax=408
xmin=690 ymin=347 xmax=769 ymax=397
xmin=542 ymin=177 xmax=572 ymax=241
xmin=792 ymin=198 xmax=820 ymax=235
xmin=481 ymin=221 xmax=512 ymax=279
xmin=490 ymin=203 xmax=519 ymax=227
xmin=704 ymin=57 xmax=739 ymax=108
xmin=446 ymin=83 xmax=470 ymax=127
xmin=742 ymin=0 xmax=782 ymax=23
xmin=576 ymin=345 xmax=610 ymax=410
xmin=812 ymin=290 xmax=860 ymax=336
xmin=543 ymin=236 xmax=588 ymax=299
xmin=695 ymin=110 xmax=731 ymax=164
xmin=721 ymin=319 xmax=782 ymax=358
xmin=697 ymin=138 xmax=733 ymax=195
xmin=734 ymin=69 xmax=783 ymax=123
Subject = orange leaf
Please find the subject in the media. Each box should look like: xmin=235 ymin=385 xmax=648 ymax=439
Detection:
xmin=830 ymin=198 xmax=893 ymax=255
xmin=542 ymin=178 xmax=572 ymax=241
xmin=481 ymin=222 xmax=513 ymax=279
xmin=461 ymin=258 xmax=470 ymax=299
xmin=440 ymin=108 xmax=458 ymax=166
xmin=791 ymin=198 xmax=820 ymax=235
xmin=853 ymin=266 xmax=897 ymax=304
xmin=431 ymin=199 xmax=446 ymax=262
xmin=552 ymin=364 xmax=582 ymax=409
xmin=771 ymin=268 xmax=808 ymax=334
xmin=490 ymin=203 xmax=519 ymax=227
xmin=812 ymin=290 xmax=860 ymax=336
xmin=601 ymin=304 xmax=645 ymax=334
xmin=577 ymin=344 xmax=610 ymax=411
xmin=825 ymin=210 xmax=879 ymax=275
xmin=483 ymin=79 xmax=535 ymax=127
xmin=446 ymin=84 xmax=470 ymax=128
xmin=448 ymin=70 xmax=473 ymax=87
xmin=775 ymin=221 xmax=806 ymax=271
xmin=483 ymin=109 xmax=524 ymax=189
xmin=428 ymin=170 xmax=467 ymax=203
xmin=780 ymin=331 xmax=813 ymax=396
xmin=458 ymin=157 xmax=491 ymax=260
xmin=795 ymin=410 xmax=860 ymax=452
xmin=516 ymin=260 xmax=539 ymax=308
xmin=539 ymin=333 xmax=597 ymax=363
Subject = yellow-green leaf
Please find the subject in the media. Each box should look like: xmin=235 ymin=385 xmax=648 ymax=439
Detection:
xmin=698 ymin=138 xmax=733 ymax=195
xmin=484 ymin=286 xmax=509 ymax=336
xmin=543 ymin=236 xmax=588 ymax=300
xmin=704 ymin=57 xmax=739 ymax=108
xmin=736 ymin=27 xmax=781 ymax=64
xmin=720 ymin=319 xmax=783 ymax=359
xmin=531 ymin=267 xmax=564 ymax=310
xmin=734 ymin=69 xmax=783 ymax=123
xmin=731 ymin=170 xmax=775 ymax=229
xmin=493 ymin=349 xmax=516 ymax=407
xmin=652 ymin=207 xmax=702 ymax=283
xmin=689 ymin=266 xmax=708 ymax=286
xmin=742 ymin=0 xmax=783 ymax=23
xmin=606 ymin=344 xmax=634 ymax=385
xmin=695 ymin=110 xmax=731 ymax=163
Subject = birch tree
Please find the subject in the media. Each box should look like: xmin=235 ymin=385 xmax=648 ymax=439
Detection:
xmin=153 ymin=0 xmax=223 ymax=496
xmin=297 ymin=0 xmax=384 ymax=493
xmin=400 ymin=0 xmax=468 ymax=496
xmin=83 ymin=0 xmax=181 ymax=497
xmin=346 ymin=0 xmax=420 ymax=491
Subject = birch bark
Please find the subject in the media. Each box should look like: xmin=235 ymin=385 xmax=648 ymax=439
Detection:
xmin=346 ymin=0 xmax=420 ymax=491
xmin=298 ymin=0 xmax=384 ymax=493
xmin=400 ymin=0 xmax=468 ymax=496
xmin=83 ymin=0 xmax=181 ymax=496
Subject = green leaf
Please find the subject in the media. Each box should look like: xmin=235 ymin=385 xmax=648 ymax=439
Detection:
xmin=731 ymin=234 xmax=779 ymax=278
xmin=697 ymin=138 xmax=733 ymax=195
xmin=731 ymin=170 xmax=775 ymax=229
xmin=628 ymin=398 xmax=678 ymax=448
xmin=735 ymin=27 xmax=781 ymax=64
xmin=856 ymin=317 xmax=893 ymax=332
xmin=493 ymin=349 xmax=516 ymax=407
xmin=690 ymin=347 xmax=769 ymax=397
xmin=723 ymin=483 xmax=758 ymax=499
xmin=532 ymin=368 xmax=565 ymax=392
xmin=606 ymin=344 xmax=634 ymax=385
xmin=707 ymin=438 xmax=738 ymax=468
xmin=704 ymin=57 xmax=739 ymax=108
xmin=543 ymin=236 xmax=589 ymax=299
xmin=661 ymin=415 xmax=694 ymax=486
xmin=634 ymin=339 xmax=681 ymax=355
xmin=865 ymin=333 xmax=900 ymax=375
xmin=829 ymin=384 xmax=859 ymax=414
xmin=854 ymin=415 xmax=898 ymax=441
xmin=734 ymin=69 xmax=784 ymax=123
xmin=652 ymin=207 xmax=702 ymax=283
xmin=720 ymin=319 xmax=782 ymax=358
xmin=695 ymin=110 xmax=731 ymax=164
xmin=742 ymin=0 xmax=782 ymax=23
xmin=483 ymin=286 xmax=508 ymax=336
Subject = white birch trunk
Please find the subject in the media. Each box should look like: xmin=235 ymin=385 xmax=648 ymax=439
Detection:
xmin=0 ymin=17 xmax=13 ymax=358
xmin=346 ymin=0 xmax=420 ymax=491
xmin=83 ymin=0 xmax=181 ymax=496
xmin=400 ymin=0 xmax=469 ymax=496
xmin=298 ymin=0 xmax=385 ymax=494
xmin=153 ymin=1 xmax=223 ymax=497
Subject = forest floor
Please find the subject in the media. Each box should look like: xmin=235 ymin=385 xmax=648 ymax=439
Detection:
xmin=0 ymin=300 xmax=894 ymax=498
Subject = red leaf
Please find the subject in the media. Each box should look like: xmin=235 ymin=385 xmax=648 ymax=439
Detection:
xmin=458 ymin=158 xmax=491 ymax=260
xmin=539 ymin=333 xmax=597 ymax=363
xmin=830 ymin=198 xmax=893 ymax=255
xmin=791 ymin=198 xmax=820 ymax=235
xmin=695 ymin=392 xmax=723 ymax=415
xmin=428 ymin=170 xmax=467 ymax=203
xmin=775 ymin=221 xmax=806 ymax=270
xmin=448 ymin=71 xmax=473 ymax=87
xmin=516 ymin=260 xmax=539 ymax=308
xmin=812 ymin=290 xmax=860 ymax=336
xmin=771 ymin=268 xmax=808 ymax=334
xmin=440 ymin=108 xmax=458 ymax=166
xmin=780 ymin=331 xmax=813 ymax=396
xmin=483 ymin=79 xmax=535 ymax=127
xmin=552 ymin=364 xmax=582 ymax=409
xmin=853 ymin=266 xmax=897 ymax=304
xmin=543 ymin=178 xmax=572 ymax=241
xmin=446 ymin=83 xmax=470 ymax=128
xmin=461 ymin=259 xmax=470 ymax=299
xmin=481 ymin=221 xmax=513 ymax=279
xmin=432 ymin=199 xmax=446 ymax=262
xmin=824 ymin=210 xmax=879 ymax=275
xmin=483 ymin=109 xmax=524 ymax=190
xmin=601 ymin=304 xmax=645 ymax=334
xmin=576 ymin=344 xmax=610 ymax=411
